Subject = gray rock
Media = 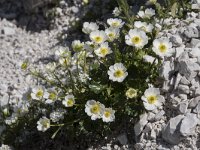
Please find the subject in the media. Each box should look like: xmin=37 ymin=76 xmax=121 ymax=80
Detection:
xmin=178 ymin=84 xmax=190 ymax=94
xmin=155 ymin=110 xmax=165 ymax=121
xmin=162 ymin=115 xmax=184 ymax=144
xmin=175 ymin=46 xmax=185 ymax=58
xmin=0 ymin=93 xmax=9 ymax=107
xmin=190 ymin=39 xmax=200 ymax=48
xmin=170 ymin=35 xmax=182 ymax=46
xmin=143 ymin=123 xmax=152 ymax=133
xmin=189 ymin=47 xmax=200 ymax=59
xmin=134 ymin=113 xmax=148 ymax=136
xmin=2 ymin=27 xmax=15 ymax=35
xmin=178 ymin=94 xmax=187 ymax=100
xmin=134 ymin=143 xmax=143 ymax=150
xmin=174 ymin=73 xmax=182 ymax=90
xmin=179 ymin=60 xmax=199 ymax=80
xmin=150 ymin=129 xmax=157 ymax=140
xmin=147 ymin=112 xmax=155 ymax=121
xmin=178 ymin=102 xmax=188 ymax=114
xmin=195 ymin=87 xmax=200 ymax=96
xmin=117 ymin=133 xmax=128 ymax=145
xmin=159 ymin=61 xmax=174 ymax=80
xmin=189 ymin=96 xmax=200 ymax=108
xmin=180 ymin=113 xmax=198 ymax=136
xmin=193 ymin=102 xmax=200 ymax=114
xmin=183 ymin=26 xmax=199 ymax=38
xmin=180 ymin=76 xmax=190 ymax=85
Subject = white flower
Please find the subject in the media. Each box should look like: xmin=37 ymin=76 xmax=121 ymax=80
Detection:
xmin=31 ymin=87 xmax=45 ymax=100
xmin=90 ymin=30 xmax=107 ymax=44
xmin=152 ymin=38 xmax=174 ymax=57
xmin=141 ymin=87 xmax=165 ymax=110
xmin=82 ymin=22 xmax=99 ymax=34
xmin=138 ymin=8 xmax=155 ymax=18
xmin=85 ymin=100 xmax=105 ymax=120
xmin=0 ymin=144 xmax=13 ymax=150
xmin=94 ymin=42 xmax=112 ymax=58
xmin=46 ymin=62 xmax=57 ymax=72
xmin=37 ymin=117 xmax=50 ymax=132
xmin=105 ymin=27 xmax=120 ymax=42
xmin=134 ymin=21 xmax=154 ymax=33
xmin=102 ymin=108 xmax=115 ymax=122
xmin=112 ymin=7 xmax=121 ymax=16
xmin=59 ymin=57 xmax=70 ymax=66
xmin=126 ymin=88 xmax=137 ymax=99
xmin=108 ymin=63 xmax=128 ymax=82
xmin=107 ymin=18 xmax=124 ymax=28
xmin=50 ymin=109 xmax=65 ymax=122
xmin=44 ymin=89 xmax=58 ymax=104
xmin=62 ymin=95 xmax=75 ymax=107
xmin=55 ymin=47 xmax=71 ymax=57
xmin=143 ymin=55 xmax=158 ymax=64
xmin=125 ymin=29 xmax=148 ymax=48
xmin=71 ymin=40 xmax=84 ymax=52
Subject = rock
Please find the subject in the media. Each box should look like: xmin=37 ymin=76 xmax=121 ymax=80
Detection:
xmin=174 ymin=73 xmax=182 ymax=90
xmin=155 ymin=110 xmax=165 ymax=121
xmin=134 ymin=143 xmax=143 ymax=150
xmin=193 ymin=102 xmax=200 ymax=114
xmin=195 ymin=87 xmax=200 ymax=96
xmin=179 ymin=60 xmax=199 ymax=81
xmin=177 ymin=84 xmax=190 ymax=94
xmin=0 ymin=93 xmax=9 ymax=107
xmin=143 ymin=123 xmax=152 ymax=133
xmin=189 ymin=96 xmax=200 ymax=108
xmin=175 ymin=46 xmax=185 ymax=58
xmin=150 ymin=129 xmax=157 ymax=140
xmin=189 ymin=47 xmax=200 ymax=58
xmin=134 ymin=113 xmax=148 ymax=136
xmin=147 ymin=112 xmax=155 ymax=121
xmin=159 ymin=61 xmax=174 ymax=80
xmin=183 ymin=26 xmax=199 ymax=38
xmin=178 ymin=94 xmax=187 ymax=100
xmin=117 ymin=133 xmax=128 ymax=145
xmin=180 ymin=113 xmax=198 ymax=136
xmin=162 ymin=115 xmax=184 ymax=144
xmin=170 ymin=35 xmax=182 ymax=46
xmin=2 ymin=27 xmax=15 ymax=35
xmin=190 ymin=39 xmax=200 ymax=48
xmin=180 ymin=76 xmax=190 ymax=85
xmin=178 ymin=102 xmax=188 ymax=114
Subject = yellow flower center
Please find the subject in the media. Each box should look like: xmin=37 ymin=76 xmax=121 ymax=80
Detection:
xmin=36 ymin=90 xmax=44 ymax=98
xmin=147 ymin=95 xmax=157 ymax=104
xmin=49 ymin=92 xmax=56 ymax=100
xmin=108 ymin=33 xmax=115 ymax=38
xmin=131 ymin=36 xmax=141 ymax=44
xmin=112 ymin=22 xmax=119 ymax=27
xmin=94 ymin=36 xmax=103 ymax=43
xmin=43 ymin=120 xmax=50 ymax=128
xmin=91 ymin=104 xmax=100 ymax=114
xmin=104 ymin=111 xmax=111 ymax=118
xmin=67 ymin=99 xmax=74 ymax=106
xmin=100 ymin=48 xmax=108 ymax=56
xmin=126 ymin=88 xmax=137 ymax=98
xmin=114 ymin=70 xmax=124 ymax=78
xmin=159 ymin=44 xmax=167 ymax=53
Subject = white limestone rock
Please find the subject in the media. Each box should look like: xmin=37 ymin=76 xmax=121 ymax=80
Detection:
xmin=189 ymin=96 xmax=200 ymax=108
xmin=162 ymin=115 xmax=184 ymax=144
xmin=170 ymin=35 xmax=182 ymax=47
xmin=175 ymin=46 xmax=185 ymax=58
xmin=190 ymin=39 xmax=200 ymax=48
xmin=155 ymin=110 xmax=165 ymax=121
xmin=178 ymin=102 xmax=188 ymax=114
xmin=177 ymin=84 xmax=190 ymax=94
xmin=180 ymin=113 xmax=198 ymax=136
xmin=193 ymin=102 xmax=200 ymax=114
xmin=134 ymin=113 xmax=148 ymax=136
xmin=117 ymin=133 xmax=128 ymax=145
xmin=159 ymin=60 xmax=175 ymax=80
xmin=0 ymin=93 xmax=9 ymax=107
xmin=195 ymin=87 xmax=200 ymax=96
xmin=180 ymin=76 xmax=190 ymax=85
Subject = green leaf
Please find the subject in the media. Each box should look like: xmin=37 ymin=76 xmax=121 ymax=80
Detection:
xmin=171 ymin=2 xmax=178 ymax=17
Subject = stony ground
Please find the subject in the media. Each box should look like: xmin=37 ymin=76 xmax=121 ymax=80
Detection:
xmin=0 ymin=0 xmax=200 ymax=150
